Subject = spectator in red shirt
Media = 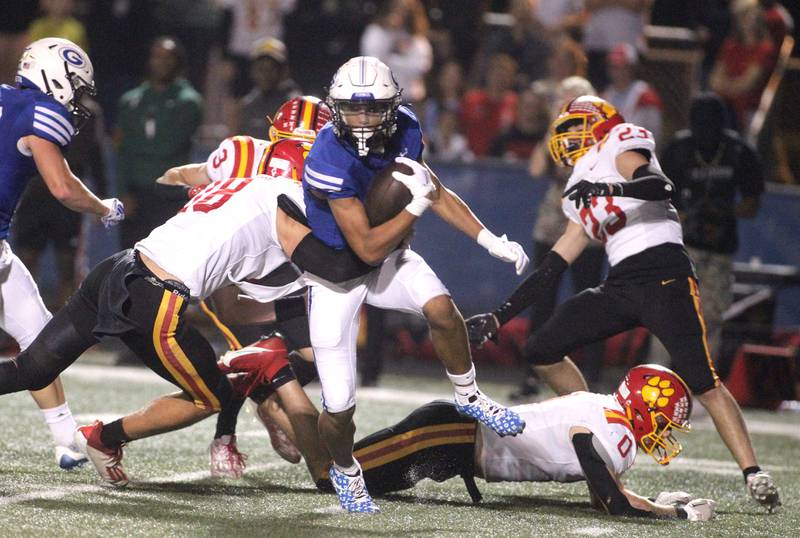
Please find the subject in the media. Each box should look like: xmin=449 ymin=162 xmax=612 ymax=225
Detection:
xmin=461 ymin=54 xmax=518 ymax=157
xmin=709 ymin=0 xmax=776 ymax=130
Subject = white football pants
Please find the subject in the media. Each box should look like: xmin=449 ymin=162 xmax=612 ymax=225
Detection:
xmin=308 ymin=248 xmax=449 ymax=413
xmin=0 ymin=240 xmax=52 ymax=351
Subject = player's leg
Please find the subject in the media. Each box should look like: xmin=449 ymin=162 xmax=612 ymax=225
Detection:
xmin=642 ymin=276 xmax=780 ymax=511
xmin=329 ymin=401 xmax=480 ymax=502
xmin=365 ymin=249 xmax=523 ymax=437
xmin=525 ymin=283 xmax=638 ymax=394
xmin=0 ymin=241 xmax=86 ymax=467
xmin=76 ymin=275 xmax=231 ymax=487
xmin=307 ymin=277 xmax=379 ymax=512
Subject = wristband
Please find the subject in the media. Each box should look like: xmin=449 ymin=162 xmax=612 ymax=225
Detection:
xmin=476 ymin=229 xmax=498 ymax=251
xmin=405 ymin=196 xmax=432 ymax=217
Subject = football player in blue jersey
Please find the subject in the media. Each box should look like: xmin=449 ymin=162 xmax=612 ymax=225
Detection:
xmin=0 ymin=37 xmax=124 ymax=469
xmin=301 ymin=56 xmax=530 ymax=513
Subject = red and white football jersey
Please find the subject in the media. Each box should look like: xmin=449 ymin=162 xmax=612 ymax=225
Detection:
xmin=478 ymin=392 xmax=637 ymax=483
xmin=205 ymin=135 xmax=272 ymax=182
xmin=562 ymin=122 xmax=683 ymax=266
xmin=135 ymin=177 xmax=306 ymax=301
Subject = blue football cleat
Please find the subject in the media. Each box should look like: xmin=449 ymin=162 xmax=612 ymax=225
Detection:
xmin=55 ymin=444 xmax=88 ymax=470
xmin=329 ymin=461 xmax=380 ymax=513
xmin=455 ymin=390 xmax=526 ymax=437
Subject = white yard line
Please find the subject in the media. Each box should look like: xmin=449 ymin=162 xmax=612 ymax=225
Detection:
xmin=0 ymin=462 xmax=286 ymax=507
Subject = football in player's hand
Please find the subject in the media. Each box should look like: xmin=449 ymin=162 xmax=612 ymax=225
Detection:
xmin=365 ymin=162 xmax=414 ymax=226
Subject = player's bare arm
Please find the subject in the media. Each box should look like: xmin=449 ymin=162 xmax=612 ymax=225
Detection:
xmin=26 ymin=135 xmax=112 ymax=218
xmin=329 ymin=196 xmax=417 ymax=265
xmin=156 ymin=162 xmax=209 ymax=186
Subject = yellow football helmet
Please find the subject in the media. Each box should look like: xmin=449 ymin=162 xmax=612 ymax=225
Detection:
xmin=548 ymin=95 xmax=624 ymax=166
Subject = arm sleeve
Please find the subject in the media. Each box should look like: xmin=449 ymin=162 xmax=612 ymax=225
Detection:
xmin=32 ymin=102 xmax=74 ymax=148
xmin=572 ymin=433 xmax=652 ymax=518
xmin=493 ymin=250 xmax=568 ymax=325
xmin=291 ymin=234 xmax=374 ymax=283
xmin=614 ymin=163 xmax=676 ymax=201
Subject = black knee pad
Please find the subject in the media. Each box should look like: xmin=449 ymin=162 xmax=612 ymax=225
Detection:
xmin=523 ymin=333 xmax=565 ymax=366
xmin=14 ymin=346 xmax=63 ymax=391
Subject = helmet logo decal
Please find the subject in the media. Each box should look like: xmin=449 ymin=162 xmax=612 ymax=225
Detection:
xmin=59 ymin=47 xmax=85 ymax=67
xmin=641 ymin=376 xmax=675 ymax=408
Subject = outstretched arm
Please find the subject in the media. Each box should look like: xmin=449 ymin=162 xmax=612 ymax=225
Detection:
xmin=27 ymin=135 xmax=112 ymax=218
xmin=427 ymin=162 xmax=529 ymax=275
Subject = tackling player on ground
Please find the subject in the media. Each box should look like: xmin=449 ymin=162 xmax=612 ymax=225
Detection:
xmin=0 ymin=37 xmax=124 ymax=469
xmin=466 ymin=95 xmax=781 ymax=513
xmin=301 ymin=56 xmax=530 ymax=513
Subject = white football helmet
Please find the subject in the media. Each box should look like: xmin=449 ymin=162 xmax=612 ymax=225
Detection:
xmin=16 ymin=37 xmax=96 ymax=129
xmin=326 ymin=56 xmax=402 ymax=156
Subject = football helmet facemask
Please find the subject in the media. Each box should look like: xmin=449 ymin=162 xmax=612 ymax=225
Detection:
xmin=268 ymin=95 xmax=332 ymax=143
xmin=326 ymin=56 xmax=402 ymax=156
xmin=16 ymin=37 xmax=96 ymax=132
xmin=548 ymin=95 xmax=623 ymax=167
xmin=615 ymin=364 xmax=692 ymax=465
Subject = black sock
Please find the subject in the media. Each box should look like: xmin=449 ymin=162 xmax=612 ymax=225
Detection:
xmin=215 ymin=397 xmax=246 ymax=438
xmin=289 ymin=351 xmax=318 ymax=386
xmin=100 ymin=419 xmax=130 ymax=448
xmin=743 ymin=465 xmax=761 ymax=482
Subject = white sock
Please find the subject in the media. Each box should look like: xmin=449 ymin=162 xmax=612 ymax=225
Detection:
xmin=447 ymin=364 xmax=478 ymax=403
xmin=42 ymin=402 xmax=77 ymax=447
xmin=334 ymin=461 xmax=361 ymax=476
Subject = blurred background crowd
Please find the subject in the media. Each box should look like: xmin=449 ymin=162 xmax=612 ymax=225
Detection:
xmin=1 ymin=0 xmax=798 ymax=402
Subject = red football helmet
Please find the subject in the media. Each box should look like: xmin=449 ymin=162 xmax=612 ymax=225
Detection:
xmin=257 ymin=138 xmax=312 ymax=183
xmin=615 ymin=364 xmax=692 ymax=465
xmin=548 ymin=95 xmax=624 ymax=166
xmin=268 ymin=95 xmax=332 ymax=142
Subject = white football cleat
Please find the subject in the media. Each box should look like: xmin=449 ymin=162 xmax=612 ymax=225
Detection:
xmin=209 ymin=435 xmax=247 ymax=478
xmin=329 ymin=460 xmax=380 ymax=513
xmin=747 ymin=470 xmax=781 ymax=513
xmin=55 ymin=444 xmax=88 ymax=470
xmin=74 ymin=421 xmax=128 ymax=487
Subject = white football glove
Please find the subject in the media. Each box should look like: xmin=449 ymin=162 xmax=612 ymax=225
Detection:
xmin=683 ymin=498 xmax=716 ymax=522
xmin=654 ymin=491 xmax=693 ymax=506
xmin=392 ymin=156 xmax=436 ymax=216
xmin=100 ymin=198 xmax=125 ymax=228
xmin=476 ymin=229 xmax=530 ymax=275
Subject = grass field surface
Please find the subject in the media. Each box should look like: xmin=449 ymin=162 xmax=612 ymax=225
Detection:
xmin=0 ymin=359 xmax=797 ymax=537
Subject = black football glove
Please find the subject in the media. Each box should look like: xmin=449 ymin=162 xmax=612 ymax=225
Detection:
xmin=563 ymin=180 xmax=622 ymax=210
xmin=465 ymin=313 xmax=499 ymax=346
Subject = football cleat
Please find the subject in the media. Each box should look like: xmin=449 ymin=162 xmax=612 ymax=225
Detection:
xmin=55 ymin=444 xmax=88 ymax=470
xmin=209 ymin=435 xmax=247 ymax=479
xmin=256 ymin=407 xmax=302 ymax=464
xmin=329 ymin=461 xmax=380 ymax=513
xmin=747 ymin=470 xmax=782 ymax=513
xmin=455 ymin=390 xmax=525 ymax=437
xmin=74 ymin=421 xmax=128 ymax=487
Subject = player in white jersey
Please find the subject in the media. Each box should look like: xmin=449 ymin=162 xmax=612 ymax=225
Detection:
xmin=0 ymin=175 xmax=372 ymax=487
xmin=466 ymin=95 xmax=781 ymax=513
xmin=302 ymin=364 xmax=714 ymax=521
xmin=153 ymin=96 xmax=332 ymax=474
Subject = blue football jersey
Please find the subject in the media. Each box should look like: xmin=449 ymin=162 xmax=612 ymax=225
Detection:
xmin=0 ymin=84 xmax=74 ymax=238
xmin=302 ymin=106 xmax=424 ymax=249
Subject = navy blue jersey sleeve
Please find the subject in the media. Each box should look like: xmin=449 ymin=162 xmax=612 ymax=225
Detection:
xmin=31 ymin=99 xmax=74 ymax=148
xmin=397 ymin=106 xmax=424 ymax=161
xmin=303 ymin=127 xmax=358 ymax=200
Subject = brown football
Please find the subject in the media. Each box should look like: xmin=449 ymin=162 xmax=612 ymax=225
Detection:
xmin=365 ymin=162 xmax=414 ymax=226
